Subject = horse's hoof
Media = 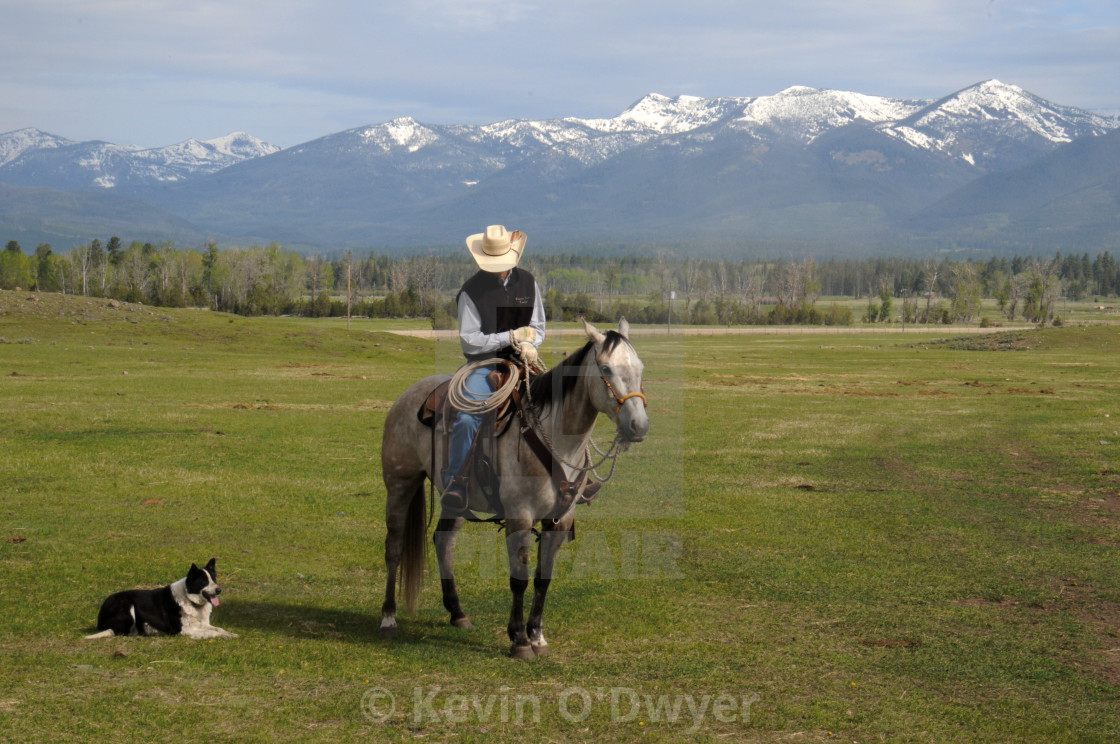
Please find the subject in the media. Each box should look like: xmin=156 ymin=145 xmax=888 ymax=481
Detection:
xmin=451 ymin=617 xmax=474 ymax=630
xmin=380 ymin=625 xmax=399 ymax=639
xmin=531 ymin=643 xmax=550 ymax=657
xmin=509 ymin=644 xmax=535 ymax=660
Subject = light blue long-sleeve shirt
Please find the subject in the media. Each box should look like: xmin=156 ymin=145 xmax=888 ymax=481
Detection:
xmin=457 ymin=276 xmax=546 ymax=359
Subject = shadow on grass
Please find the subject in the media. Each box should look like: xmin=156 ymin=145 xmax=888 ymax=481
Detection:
xmin=227 ymin=599 xmax=500 ymax=655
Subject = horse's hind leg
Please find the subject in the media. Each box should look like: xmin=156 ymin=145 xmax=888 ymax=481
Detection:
xmin=434 ymin=515 xmax=472 ymax=628
xmin=526 ymin=516 xmax=573 ymax=657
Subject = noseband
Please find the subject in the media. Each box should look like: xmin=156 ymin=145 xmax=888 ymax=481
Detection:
xmin=600 ymin=374 xmax=647 ymax=417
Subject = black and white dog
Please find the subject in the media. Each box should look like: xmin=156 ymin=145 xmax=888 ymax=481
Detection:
xmin=85 ymin=558 xmax=237 ymax=639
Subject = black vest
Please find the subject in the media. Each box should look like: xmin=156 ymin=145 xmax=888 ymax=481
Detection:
xmin=458 ymin=268 xmax=537 ymax=362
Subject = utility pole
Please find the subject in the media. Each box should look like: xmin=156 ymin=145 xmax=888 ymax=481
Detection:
xmin=668 ymin=290 xmax=675 ymax=333
xmin=347 ymin=262 xmax=352 ymax=331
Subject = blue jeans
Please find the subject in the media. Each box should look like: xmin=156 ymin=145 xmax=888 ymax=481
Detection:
xmin=445 ymin=365 xmax=494 ymax=488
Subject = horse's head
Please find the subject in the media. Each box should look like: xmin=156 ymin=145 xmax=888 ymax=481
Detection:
xmin=583 ymin=318 xmax=650 ymax=443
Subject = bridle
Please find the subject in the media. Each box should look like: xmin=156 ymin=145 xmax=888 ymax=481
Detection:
xmin=507 ymin=336 xmax=646 ymax=501
xmin=599 ymin=373 xmax=647 ymax=418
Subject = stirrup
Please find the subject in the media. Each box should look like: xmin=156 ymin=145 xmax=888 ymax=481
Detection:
xmin=441 ymin=477 xmax=470 ymax=513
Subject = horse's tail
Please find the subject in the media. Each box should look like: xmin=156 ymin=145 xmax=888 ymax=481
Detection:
xmin=399 ymin=479 xmax=427 ymax=613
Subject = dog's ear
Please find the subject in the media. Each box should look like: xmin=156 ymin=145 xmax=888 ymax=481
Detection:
xmin=205 ymin=558 xmax=217 ymax=577
xmin=190 ymin=563 xmax=200 ymax=572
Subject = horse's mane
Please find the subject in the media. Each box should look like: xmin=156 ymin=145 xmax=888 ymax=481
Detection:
xmin=528 ymin=331 xmax=626 ymax=415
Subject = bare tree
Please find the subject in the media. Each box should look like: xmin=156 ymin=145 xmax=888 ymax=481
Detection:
xmin=776 ymin=258 xmax=817 ymax=310
xmin=1040 ymin=257 xmax=1062 ymax=324
xmin=1005 ymin=273 xmax=1021 ymax=320
xmin=306 ymin=255 xmax=335 ymax=299
xmin=922 ymin=260 xmax=940 ymax=323
xmin=388 ymin=259 xmax=409 ymax=294
xmin=122 ymin=247 xmax=151 ymax=300
xmin=680 ymin=259 xmax=702 ymax=321
xmin=71 ymin=244 xmax=92 ymax=296
xmin=604 ymin=264 xmax=620 ymax=312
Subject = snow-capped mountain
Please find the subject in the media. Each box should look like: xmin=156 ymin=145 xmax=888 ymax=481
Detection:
xmin=270 ymin=80 xmax=1114 ymax=182
xmin=730 ymin=86 xmax=926 ymax=143
xmin=4 ymin=81 xmax=1114 ymax=192
xmin=879 ymin=80 xmax=1116 ymax=168
xmin=0 ymin=128 xmax=74 ymax=167
xmin=2 ymin=81 xmax=1118 ymax=253
xmin=0 ymin=129 xmax=279 ymax=190
xmin=338 ymin=88 xmax=925 ymax=171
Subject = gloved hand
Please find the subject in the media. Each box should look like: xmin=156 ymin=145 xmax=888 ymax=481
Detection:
xmin=516 ymin=341 xmax=539 ymax=366
xmin=511 ymin=327 xmax=536 ymax=345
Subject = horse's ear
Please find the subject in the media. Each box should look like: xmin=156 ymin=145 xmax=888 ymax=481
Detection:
xmin=583 ymin=318 xmax=605 ymax=345
xmin=618 ymin=317 xmax=630 ymax=339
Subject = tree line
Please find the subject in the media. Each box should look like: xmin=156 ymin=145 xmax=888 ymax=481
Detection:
xmin=3 ymin=237 xmax=1119 ymax=327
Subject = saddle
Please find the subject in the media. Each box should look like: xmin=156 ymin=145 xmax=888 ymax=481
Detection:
xmin=416 ymin=367 xmax=517 ymax=518
xmin=416 ymin=366 xmax=515 ymax=430
xmin=416 ymin=366 xmax=601 ymax=523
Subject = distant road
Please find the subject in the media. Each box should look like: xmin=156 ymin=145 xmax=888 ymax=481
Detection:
xmin=389 ymin=325 xmax=1031 ymax=340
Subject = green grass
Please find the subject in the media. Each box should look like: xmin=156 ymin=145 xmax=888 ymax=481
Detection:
xmin=2 ymin=290 xmax=1119 ymax=742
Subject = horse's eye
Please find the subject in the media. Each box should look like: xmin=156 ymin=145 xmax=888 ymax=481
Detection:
xmin=600 ymin=365 xmax=612 ymax=377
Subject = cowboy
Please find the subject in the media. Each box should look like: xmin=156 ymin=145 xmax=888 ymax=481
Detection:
xmin=443 ymin=225 xmax=545 ymax=507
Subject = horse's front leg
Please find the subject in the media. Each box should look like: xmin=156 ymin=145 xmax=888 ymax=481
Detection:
xmin=504 ymin=517 xmax=535 ymax=659
xmin=433 ymin=515 xmax=472 ymax=628
xmin=526 ymin=515 xmax=574 ymax=657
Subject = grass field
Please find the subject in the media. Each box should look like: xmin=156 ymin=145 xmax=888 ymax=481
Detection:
xmin=2 ymin=290 xmax=1119 ymax=743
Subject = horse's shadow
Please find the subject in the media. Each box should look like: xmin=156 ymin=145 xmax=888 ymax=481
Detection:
xmin=225 ymin=600 xmax=497 ymax=654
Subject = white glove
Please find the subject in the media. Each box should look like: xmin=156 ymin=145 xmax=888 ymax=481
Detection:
xmin=511 ymin=327 xmax=536 ymax=345
xmin=516 ymin=341 xmax=539 ymax=365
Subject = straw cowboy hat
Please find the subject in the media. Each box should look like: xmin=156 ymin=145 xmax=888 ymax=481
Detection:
xmin=465 ymin=225 xmax=526 ymax=273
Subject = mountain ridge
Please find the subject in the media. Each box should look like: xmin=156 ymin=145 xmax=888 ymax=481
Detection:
xmin=1 ymin=80 xmax=1118 ymax=254
xmin=0 ymin=129 xmax=279 ymax=190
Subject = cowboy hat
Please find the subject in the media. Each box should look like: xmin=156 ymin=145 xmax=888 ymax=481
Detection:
xmin=465 ymin=225 xmax=526 ymax=273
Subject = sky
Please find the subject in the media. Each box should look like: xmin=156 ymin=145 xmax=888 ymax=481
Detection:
xmin=1 ymin=0 xmax=1118 ymax=149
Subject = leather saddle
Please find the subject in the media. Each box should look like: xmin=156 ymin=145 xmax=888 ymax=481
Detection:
xmin=416 ymin=366 xmax=515 ymax=431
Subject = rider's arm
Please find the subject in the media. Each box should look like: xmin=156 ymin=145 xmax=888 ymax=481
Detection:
xmin=529 ymin=282 xmax=545 ymax=348
xmin=458 ymin=291 xmax=509 ymax=357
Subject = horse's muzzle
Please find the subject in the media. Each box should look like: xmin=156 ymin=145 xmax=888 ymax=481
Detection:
xmin=620 ymin=411 xmax=649 ymax=443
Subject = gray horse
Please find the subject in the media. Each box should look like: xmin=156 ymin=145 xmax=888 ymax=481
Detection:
xmin=379 ymin=319 xmax=649 ymax=658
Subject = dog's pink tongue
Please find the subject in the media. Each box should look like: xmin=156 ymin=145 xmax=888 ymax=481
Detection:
xmin=209 ymin=596 xmax=220 ymax=607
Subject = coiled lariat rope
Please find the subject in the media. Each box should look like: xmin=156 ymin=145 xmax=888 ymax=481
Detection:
xmin=447 ymin=358 xmax=522 ymax=414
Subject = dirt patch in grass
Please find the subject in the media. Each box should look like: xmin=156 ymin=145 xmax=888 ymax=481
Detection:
xmin=816 ymin=387 xmax=901 ymax=397
xmin=1081 ymin=491 xmax=1120 ymax=518
xmin=861 ymin=638 xmax=921 ymax=648
xmin=952 ymin=597 xmax=1023 ymax=609
xmin=1052 ymin=579 xmax=1120 ymax=686
xmin=951 ymin=579 xmax=1120 ymax=686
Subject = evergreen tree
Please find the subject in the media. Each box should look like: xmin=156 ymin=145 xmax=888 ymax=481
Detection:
xmin=106 ymin=236 xmax=123 ymax=266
